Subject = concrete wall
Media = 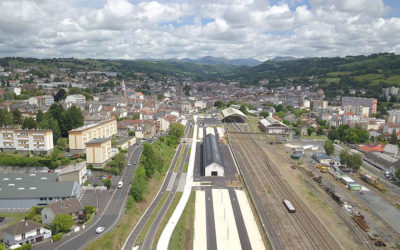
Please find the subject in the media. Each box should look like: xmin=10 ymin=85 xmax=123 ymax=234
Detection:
xmin=205 ymin=163 xmax=224 ymax=176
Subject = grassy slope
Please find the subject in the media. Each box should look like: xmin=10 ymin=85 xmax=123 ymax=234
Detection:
xmin=169 ymin=191 xmax=195 ymax=250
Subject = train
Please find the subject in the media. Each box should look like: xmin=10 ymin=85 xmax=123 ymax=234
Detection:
xmin=283 ymin=199 xmax=296 ymax=213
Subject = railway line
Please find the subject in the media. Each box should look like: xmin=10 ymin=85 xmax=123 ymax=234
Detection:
xmin=229 ymin=132 xmax=341 ymax=250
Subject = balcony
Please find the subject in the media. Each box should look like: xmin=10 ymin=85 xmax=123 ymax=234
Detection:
xmin=17 ymin=232 xmax=47 ymax=244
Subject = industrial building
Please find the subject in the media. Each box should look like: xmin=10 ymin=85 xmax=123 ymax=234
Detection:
xmin=221 ymin=107 xmax=248 ymax=123
xmin=68 ymin=118 xmax=117 ymax=152
xmin=202 ymin=134 xmax=224 ymax=176
xmin=0 ymin=173 xmax=82 ymax=210
xmin=0 ymin=127 xmax=54 ymax=154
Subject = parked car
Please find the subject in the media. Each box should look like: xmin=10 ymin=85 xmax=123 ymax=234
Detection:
xmin=95 ymin=227 xmax=105 ymax=234
xmin=117 ymin=181 xmax=123 ymax=188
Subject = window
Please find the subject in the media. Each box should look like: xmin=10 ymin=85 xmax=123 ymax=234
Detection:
xmin=37 ymin=229 xmax=40 ymax=235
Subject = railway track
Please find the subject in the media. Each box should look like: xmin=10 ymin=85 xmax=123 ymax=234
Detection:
xmin=229 ymin=133 xmax=340 ymax=250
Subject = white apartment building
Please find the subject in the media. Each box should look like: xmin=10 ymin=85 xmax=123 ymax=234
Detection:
xmin=68 ymin=119 xmax=117 ymax=152
xmin=85 ymin=137 xmax=112 ymax=168
xmin=0 ymin=128 xmax=54 ymax=154
xmin=28 ymin=95 xmax=54 ymax=110
xmin=388 ymin=110 xmax=400 ymax=124
xmin=65 ymin=94 xmax=86 ymax=105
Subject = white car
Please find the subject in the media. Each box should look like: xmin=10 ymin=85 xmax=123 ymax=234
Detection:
xmin=95 ymin=227 xmax=105 ymax=234
xmin=117 ymin=181 xmax=123 ymax=188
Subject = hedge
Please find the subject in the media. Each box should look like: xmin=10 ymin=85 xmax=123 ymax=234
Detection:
xmin=52 ymin=233 xmax=63 ymax=242
xmin=15 ymin=244 xmax=32 ymax=250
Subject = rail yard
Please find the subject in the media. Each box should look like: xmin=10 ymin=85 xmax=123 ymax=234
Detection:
xmin=229 ymin=131 xmax=341 ymax=249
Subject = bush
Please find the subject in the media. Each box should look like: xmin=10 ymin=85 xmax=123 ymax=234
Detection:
xmin=25 ymin=206 xmax=43 ymax=220
xmin=15 ymin=244 xmax=32 ymax=250
xmin=84 ymin=205 xmax=96 ymax=214
xmin=51 ymin=214 xmax=74 ymax=233
xmin=83 ymin=180 xmax=89 ymax=186
xmin=52 ymin=233 xmax=63 ymax=242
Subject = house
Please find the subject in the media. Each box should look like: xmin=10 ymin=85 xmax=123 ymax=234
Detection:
xmin=2 ymin=220 xmax=51 ymax=247
xmin=65 ymin=94 xmax=86 ymax=105
xmin=259 ymin=117 xmax=293 ymax=139
xmin=312 ymin=152 xmax=332 ymax=165
xmin=202 ymin=134 xmax=224 ymax=177
xmin=41 ymin=197 xmax=84 ymax=225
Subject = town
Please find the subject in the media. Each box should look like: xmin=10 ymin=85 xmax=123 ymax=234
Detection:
xmin=0 ymin=56 xmax=399 ymax=250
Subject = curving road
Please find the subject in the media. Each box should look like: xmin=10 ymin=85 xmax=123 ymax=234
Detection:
xmin=38 ymin=144 xmax=143 ymax=250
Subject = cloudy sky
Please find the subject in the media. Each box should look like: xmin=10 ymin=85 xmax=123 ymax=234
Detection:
xmin=0 ymin=0 xmax=399 ymax=60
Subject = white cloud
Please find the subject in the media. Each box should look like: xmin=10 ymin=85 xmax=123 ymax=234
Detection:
xmin=0 ymin=0 xmax=398 ymax=60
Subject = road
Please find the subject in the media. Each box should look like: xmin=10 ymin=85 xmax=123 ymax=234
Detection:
xmin=123 ymin=124 xmax=192 ymax=250
xmin=140 ymin=145 xmax=190 ymax=250
xmin=38 ymin=144 xmax=143 ymax=250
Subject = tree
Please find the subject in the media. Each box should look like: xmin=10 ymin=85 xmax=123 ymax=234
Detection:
xmin=239 ymin=104 xmax=248 ymax=115
xmin=340 ymin=150 xmax=349 ymax=165
xmin=389 ymin=131 xmax=398 ymax=145
xmin=346 ymin=153 xmax=362 ymax=171
xmin=48 ymin=103 xmax=64 ymax=124
xmin=54 ymin=89 xmax=67 ymax=102
xmin=102 ymin=178 xmax=111 ymax=189
xmin=56 ymin=138 xmax=68 ymax=150
xmin=51 ymin=214 xmax=74 ymax=233
xmin=214 ymin=100 xmax=225 ymax=109
xmin=307 ymin=127 xmax=314 ymax=136
xmin=316 ymin=127 xmax=324 ymax=135
xmin=22 ymin=117 xmax=37 ymax=129
xmin=132 ymin=113 xmax=140 ymax=120
xmin=395 ymin=168 xmax=400 ymax=180
xmin=11 ymin=109 xmax=22 ymax=125
xmin=38 ymin=116 xmax=61 ymax=143
xmin=36 ymin=110 xmax=44 ymax=123
xmin=60 ymin=106 xmax=84 ymax=137
xmin=259 ymin=111 xmax=270 ymax=118
xmin=168 ymin=123 xmax=185 ymax=139
xmin=324 ymin=140 xmax=334 ymax=156
xmin=0 ymin=109 xmax=13 ymax=126
xmin=328 ymin=129 xmax=340 ymax=141
xmin=128 ymin=130 xmax=135 ymax=136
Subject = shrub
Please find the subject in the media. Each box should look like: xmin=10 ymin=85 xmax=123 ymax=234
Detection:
xmin=15 ymin=244 xmax=32 ymax=250
xmin=83 ymin=180 xmax=89 ymax=186
xmin=52 ymin=233 xmax=63 ymax=242
xmin=51 ymin=214 xmax=74 ymax=233
xmin=84 ymin=205 xmax=96 ymax=214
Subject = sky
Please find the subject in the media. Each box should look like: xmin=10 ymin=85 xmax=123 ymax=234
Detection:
xmin=0 ymin=0 xmax=400 ymax=60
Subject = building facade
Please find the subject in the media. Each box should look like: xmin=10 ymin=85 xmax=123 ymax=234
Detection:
xmin=68 ymin=119 xmax=117 ymax=152
xmin=0 ymin=128 xmax=53 ymax=154
xmin=85 ymin=137 xmax=112 ymax=168
xmin=341 ymin=97 xmax=377 ymax=115
xmin=3 ymin=220 xmax=52 ymax=247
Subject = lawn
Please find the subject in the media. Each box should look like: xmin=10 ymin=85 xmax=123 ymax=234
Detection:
xmin=174 ymin=145 xmax=185 ymax=172
xmin=135 ymin=191 xmax=170 ymax=246
xmin=300 ymin=134 xmax=327 ymax=140
xmin=152 ymin=192 xmax=183 ymax=249
xmin=326 ymin=71 xmax=352 ymax=77
xmin=169 ymin=191 xmax=195 ymax=250
xmin=353 ymin=74 xmax=383 ymax=81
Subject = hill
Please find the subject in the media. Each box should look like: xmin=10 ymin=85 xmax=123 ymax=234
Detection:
xmin=180 ymin=56 xmax=261 ymax=66
xmin=228 ymin=53 xmax=400 ymax=97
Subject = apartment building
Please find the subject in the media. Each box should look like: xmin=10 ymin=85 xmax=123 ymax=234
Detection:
xmin=68 ymin=119 xmax=117 ymax=153
xmin=28 ymin=95 xmax=54 ymax=110
xmin=341 ymin=97 xmax=377 ymax=115
xmin=65 ymin=94 xmax=86 ymax=105
xmin=85 ymin=137 xmax=112 ymax=168
xmin=0 ymin=128 xmax=54 ymax=154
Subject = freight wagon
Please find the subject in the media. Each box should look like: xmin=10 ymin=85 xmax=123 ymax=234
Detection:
xmin=283 ymin=199 xmax=296 ymax=213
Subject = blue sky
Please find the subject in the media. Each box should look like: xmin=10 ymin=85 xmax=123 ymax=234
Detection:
xmin=0 ymin=0 xmax=400 ymax=60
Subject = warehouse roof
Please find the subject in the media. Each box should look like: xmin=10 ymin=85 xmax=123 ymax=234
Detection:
xmin=0 ymin=181 xmax=77 ymax=199
xmin=203 ymin=134 xmax=224 ymax=168
xmin=1 ymin=173 xmax=58 ymax=183
xmin=221 ymin=107 xmax=248 ymax=120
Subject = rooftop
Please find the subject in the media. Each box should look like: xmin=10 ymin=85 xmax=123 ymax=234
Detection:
xmin=0 ymin=181 xmax=78 ymax=199
xmin=85 ymin=137 xmax=111 ymax=145
xmin=69 ymin=119 xmax=115 ymax=132
xmin=4 ymin=220 xmax=43 ymax=235
xmin=203 ymin=133 xmax=224 ymax=168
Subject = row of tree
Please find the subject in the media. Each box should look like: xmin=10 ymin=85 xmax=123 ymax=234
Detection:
xmin=130 ymin=123 xmax=185 ymax=202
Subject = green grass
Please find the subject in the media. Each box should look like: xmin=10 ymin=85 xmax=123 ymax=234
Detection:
xmin=169 ymin=191 xmax=195 ymax=250
xmin=135 ymin=191 xmax=170 ymax=246
xmin=300 ymin=134 xmax=327 ymax=140
xmin=152 ymin=192 xmax=183 ymax=249
xmin=174 ymin=146 xmax=185 ymax=172
xmin=322 ymin=77 xmax=340 ymax=83
xmin=326 ymin=71 xmax=352 ymax=77
xmin=183 ymin=163 xmax=189 ymax=173
xmin=353 ymin=74 xmax=383 ymax=81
